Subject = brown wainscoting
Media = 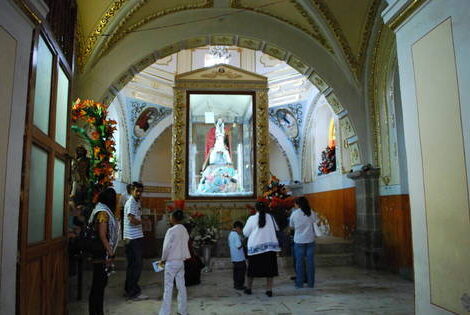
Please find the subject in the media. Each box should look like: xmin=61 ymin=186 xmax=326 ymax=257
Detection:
xmin=379 ymin=194 xmax=413 ymax=275
xmin=141 ymin=196 xmax=171 ymax=215
xmin=305 ymin=188 xmax=356 ymax=238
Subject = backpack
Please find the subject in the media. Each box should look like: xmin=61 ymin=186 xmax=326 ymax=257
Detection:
xmin=77 ymin=215 xmax=105 ymax=259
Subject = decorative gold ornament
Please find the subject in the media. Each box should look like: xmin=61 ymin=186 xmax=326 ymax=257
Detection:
xmin=80 ymin=0 xmax=214 ymax=69
xmin=387 ymin=0 xmax=426 ymax=30
xmin=171 ymin=64 xmax=269 ymax=201
xmin=144 ymin=186 xmax=172 ymax=194
xmin=78 ymin=0 xmax=129 ymax=70
xmin=172 ymin=88 xmax=187 ymax=200
xmin=311 ymin=0 xmax=381 ymax=77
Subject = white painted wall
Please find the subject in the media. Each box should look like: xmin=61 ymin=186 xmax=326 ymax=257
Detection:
xmin=141 ymin=127 xmax=172 ymax=183
xmin=0 ymin=1 xmax=35 ymax=313
xmin=384 ymin=0 xmax=470 ymax=313
xmin=268 ymin=140 xmax=291 ymax=181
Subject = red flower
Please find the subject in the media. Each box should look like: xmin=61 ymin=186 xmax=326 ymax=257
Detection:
xmin=174 ymin=200 xmax=185 ymax=210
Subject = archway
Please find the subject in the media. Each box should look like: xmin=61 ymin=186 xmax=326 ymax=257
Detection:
xmin=77 ymin=9 xmax=368 ymax=163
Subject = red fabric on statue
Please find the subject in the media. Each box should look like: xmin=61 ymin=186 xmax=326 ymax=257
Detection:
xmin=204 ymin=127 xmax=232 ymax=161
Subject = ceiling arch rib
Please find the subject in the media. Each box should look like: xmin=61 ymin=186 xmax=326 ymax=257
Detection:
xmin=78 ymin=0 xmax=344 ymax=73
xmin=77 ymin=9 xmax=368 ymax=163
xmin=308 ymin=0 xmax=382 ymax=77
xmin=77 ymin=0 xmax=382 ymax=81
xmin=79 ymin=9 xmax=358 ymax=101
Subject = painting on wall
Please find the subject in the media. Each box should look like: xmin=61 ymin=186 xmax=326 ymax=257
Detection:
xmin=275 ymin=108 xmax=298 ymax=139
xmin=130 ymin=99 xmax=172 ymax=151
xmin=134 ymin=107 xmax=160 ymax=137
xmin=269 ymin=103 xmax=303 ymax=150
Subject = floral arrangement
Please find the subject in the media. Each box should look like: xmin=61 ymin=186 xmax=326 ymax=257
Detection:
xmin=244 ymin=175 xmax=295 ymax=231
xmin=188 ymin=212 xmax=220 ymax=248
xmin=318 ymin=146 xmax=336 ymax=175
xmin=71 ymin=99 xmax=118 ymax=201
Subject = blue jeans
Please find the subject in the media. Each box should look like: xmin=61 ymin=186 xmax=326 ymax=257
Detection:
xmin=125 ymin=238 xmax=143 ymax=298
xmin=294 ymin=242 xmax=315 ymax=288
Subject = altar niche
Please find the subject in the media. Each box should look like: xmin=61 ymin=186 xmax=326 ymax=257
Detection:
xmin=172 ymin=64 xmax=269 ymax=202
xmin=188 ymin=92 xmax=255 ymax=198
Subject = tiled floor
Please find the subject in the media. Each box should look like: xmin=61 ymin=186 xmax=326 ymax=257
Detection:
xmin=69 ymin=265 xmax=414 ymax=314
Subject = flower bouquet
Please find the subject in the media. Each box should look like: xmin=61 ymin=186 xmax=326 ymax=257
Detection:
xmin=189 ymin=212 xmax=220 ymax=248
xmin=71 ymin=99 xmax=118 ymax=203
xmin=188 ymin=212 xmax=219 ymax=272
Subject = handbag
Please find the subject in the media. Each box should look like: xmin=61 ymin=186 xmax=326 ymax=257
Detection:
xmin=77 ymin=216 xmax=105 ymax=258
xmin=269 ymin=214 xmax=283 ymax=245
xmin=312 ymin=212 xmax=322 ymax=237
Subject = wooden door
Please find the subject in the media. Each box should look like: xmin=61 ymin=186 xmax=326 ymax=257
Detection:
xmin=18 ymin=27 xmax=72 ymax=315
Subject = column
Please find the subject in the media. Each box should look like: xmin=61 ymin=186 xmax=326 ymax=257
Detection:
xmin=347 ymin=166 xmax=382 ymax=269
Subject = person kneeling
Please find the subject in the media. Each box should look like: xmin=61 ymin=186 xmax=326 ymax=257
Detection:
xmin=159 ymin=210 xmax=191 ymax=315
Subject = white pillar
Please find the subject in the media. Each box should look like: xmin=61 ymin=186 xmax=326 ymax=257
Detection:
xmin=383 ymin=1 xmax=470 ymax=313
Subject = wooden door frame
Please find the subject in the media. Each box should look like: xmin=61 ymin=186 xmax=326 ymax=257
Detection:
xmin=17 ymin=25 xmax=73 ymax=315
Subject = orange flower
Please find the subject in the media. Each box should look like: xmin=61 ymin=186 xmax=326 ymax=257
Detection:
xmin=93 ymin=146 xmax=100 ymax=157
xmin=105 ymin=139 xmax=115 ymax=148
xmin=90 ymin=131 xmax=100 ymax=140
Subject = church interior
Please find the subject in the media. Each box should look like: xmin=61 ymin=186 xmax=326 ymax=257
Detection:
xmin=1 ymin=0 xmax=469 ymax=314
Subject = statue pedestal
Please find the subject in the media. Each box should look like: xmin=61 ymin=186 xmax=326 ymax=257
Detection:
xmin=347 ymin=166 xmax=383 ymax=269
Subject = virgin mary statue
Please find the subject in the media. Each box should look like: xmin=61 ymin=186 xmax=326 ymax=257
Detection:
xmin=197 ymin=118 xmax=238 ymax=194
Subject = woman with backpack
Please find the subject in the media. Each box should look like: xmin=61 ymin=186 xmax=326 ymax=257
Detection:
xmin=88 ymin=188 xmax=120 ymax=315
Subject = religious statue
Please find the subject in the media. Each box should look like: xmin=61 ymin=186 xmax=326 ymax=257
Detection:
xmin=70 ymin=145 xmax=90 ymax=205
xmin=197 ymin=118 xmax=239 ymax=194
xmin=202 ymin=118 xmax=232 ymax=170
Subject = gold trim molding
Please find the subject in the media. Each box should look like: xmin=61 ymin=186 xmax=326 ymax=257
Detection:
xmin=144 ymin=186 xmax=171 ymax=194
xmin=171 ymin=65 xmax=269 ymax=201
xmin=311 ymin=0 xmax=381 ymax=76
xmin=387 ymin=0 xmax=427 ymax=31
xmin=231 ymin=0 xmax=332 ymax=54
xmin=99 ymin=1 xmax=214 ymax=62
xmin=13 ymin=0 xmax=42 ymax=24
xmin=78 ymin=0 xmax=129 ymax=70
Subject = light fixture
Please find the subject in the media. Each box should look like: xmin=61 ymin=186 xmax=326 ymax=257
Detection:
xmin=209 ymin=46 xmax=231 ymax=59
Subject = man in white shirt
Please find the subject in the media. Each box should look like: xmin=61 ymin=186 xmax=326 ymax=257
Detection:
xmin=123 ymin=182 xmax=148 ymax=300
xmin=119 ymin=184 xmax=132 ymax=239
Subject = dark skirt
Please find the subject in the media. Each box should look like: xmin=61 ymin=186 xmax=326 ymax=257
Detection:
xmin=247 ymin=251 xmax=278 ymax=278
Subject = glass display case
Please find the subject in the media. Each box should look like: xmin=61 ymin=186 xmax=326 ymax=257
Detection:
xmin=187 ymin=92 xmax=255 ymax=198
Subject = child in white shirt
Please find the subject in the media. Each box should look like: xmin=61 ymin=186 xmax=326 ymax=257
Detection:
xmin=159 ymin=210 xmax=191 ymax=315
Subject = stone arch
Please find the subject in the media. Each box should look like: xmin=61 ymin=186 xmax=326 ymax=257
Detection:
xmin=77 ymin=10 xmax=366 ymax=159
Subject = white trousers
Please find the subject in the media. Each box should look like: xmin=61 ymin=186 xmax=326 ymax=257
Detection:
xmin=159 ymin=260 xmax=187 ymax=315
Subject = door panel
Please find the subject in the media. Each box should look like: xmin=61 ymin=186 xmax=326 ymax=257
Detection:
xmin=18 ymin=27 xmax=72 ymax=315
xmin=23 ymin=258 xmax=44 ymax=315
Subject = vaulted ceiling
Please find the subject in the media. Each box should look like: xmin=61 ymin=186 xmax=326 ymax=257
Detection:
xmin=76 ymin=0 xmax=381 ymax=78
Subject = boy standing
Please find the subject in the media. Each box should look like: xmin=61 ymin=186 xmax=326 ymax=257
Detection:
xmin=228 ymin=221 xmax=246 ymax=290
xmin=159 ymin=210 xmax=191 ymax=315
